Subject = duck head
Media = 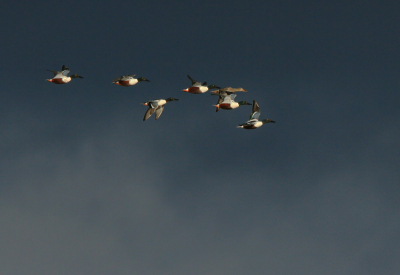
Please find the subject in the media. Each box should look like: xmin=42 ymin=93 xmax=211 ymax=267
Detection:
xmin=165 ymin=97 xmax=179 ymax=102
xmin=137 ymin=77 xmax=150 ymax=82
xmin=207 ymin=84 xmax=220 ymax=89
xmin=262 ymin=119 xmax=276 ymax=124
xmin=238 ymin=101 xmax=252 ymax=106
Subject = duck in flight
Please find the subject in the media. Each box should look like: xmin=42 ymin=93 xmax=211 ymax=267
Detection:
xmin=46 ymin=65 xmax=83 ymax=84
xmin=112 ymin=74 xmax=150 ymax=86
xmin=182 ymin=75 xmax=219 ymax=94
xmin=141 ymin=98 xmax=179 ymax=121
xmin=237 ymin=100 xmax=275 ymax=129
xmin=213 ymin=93 xmax=251 ymax=112
xmin=210 ymin=87 xmax=248 ymax=94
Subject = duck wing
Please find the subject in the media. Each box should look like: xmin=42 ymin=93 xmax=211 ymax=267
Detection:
xmin=112 ymin=76 xmax=123 ymax=82
xmin=124 ymin=74 xmax=135 ymax=79
xmin=155 ymin=106 xmax=165 ymax=120
xmin=143 ymin=107 xmax=156 ymax=121
xmin=112 ymin=74 xmax=135 ymax=82
xmin=187 ymin=75 xmax=202 ymax=87
xmin=249 ymin=100 xmax=261 ymax=120
xmin=221 ymin=94 xmax=237 ymax=103
xmin=187 ymin=75 xmax=197 ymax=85
xmin=61 ymin=65 xmax=70 ymax=76
xmin=47 ymin=70 xmax=62 ymax=77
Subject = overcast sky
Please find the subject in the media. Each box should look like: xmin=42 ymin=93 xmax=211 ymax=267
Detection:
xmin=1 ymin=1 xmax=399 ymax=274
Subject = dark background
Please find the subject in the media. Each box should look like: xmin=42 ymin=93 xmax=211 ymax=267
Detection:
xmin=1 ymin=1 xmax=399 ymax=274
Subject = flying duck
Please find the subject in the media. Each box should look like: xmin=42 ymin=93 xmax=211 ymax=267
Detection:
xmin=210 ymin=87 xmax=248 ymax=94
xmin=237 ymin=100 xmax=275 ymax=129
xmin=46 ymin=65 xmax=83 ymax=84
xmin=112 ymin=74 xmax=150 ymax=86
xmin=182 ymin=75 xmax=219 ymax=94
xmin=141 ymin=97 xmax=179 ymax=121
xmin=213 ymin=93 xmax=251 ymax=112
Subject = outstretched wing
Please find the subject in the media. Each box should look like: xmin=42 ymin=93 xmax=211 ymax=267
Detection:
xmin=47 ymin=70 xmax=62 ymax=77
xmin=211 ymin=90 xmax=233 ymax=97
xmin=221 ymin=94 xmax=237 ymax=103
xmin=249 ymin=100 xmax=261 ymax=120
xmin=112 ymin=76 xmax=123 ymax=82
xmin=143 ymin=107 xmax=156 ymax=121
xmin=187 ymin=75 xmax=197 ymax=85
xmin=112 ymin=74 xmax=135 ymax=82
xmin=187 ymin=75 xmax=202 ymax=87
xmin=124 ymin=74 xmax=135 ymax=80
xmin=61 ymin=65 xmax=70 ymax=76
xmin=155 ymin=106 xmax=165 ymax=120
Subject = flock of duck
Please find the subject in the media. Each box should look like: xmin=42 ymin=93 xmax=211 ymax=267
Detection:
xmin=46 ymin=65 xmax=276 ymax=129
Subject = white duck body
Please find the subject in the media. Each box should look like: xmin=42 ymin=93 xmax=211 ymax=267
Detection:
xmin=215 ymin=94 xmax=243 ymax=110
xmin=220 ymin=101 xmax=239 ymax=110
xmin=115 ymin=76 xmax=138 ymax=86
xmin=156 ymin=99 xmax=167 ymax=106
xmin=237 ymin=119 xmax=263 ymax=129
xmin=128 ymin=78 xmax=139 ymax=85
xmin=49 ymin=75 xmax=72 ymax=84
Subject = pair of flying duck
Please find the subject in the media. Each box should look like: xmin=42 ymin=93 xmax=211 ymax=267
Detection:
xmin=182 ymin=75 xmax=251 ymax=111
xmin=46 ymin=65 xmax=150 ymax=86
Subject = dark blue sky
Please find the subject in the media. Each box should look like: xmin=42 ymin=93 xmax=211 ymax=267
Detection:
xmin=1 ymin=1 xmax=399 ymax=274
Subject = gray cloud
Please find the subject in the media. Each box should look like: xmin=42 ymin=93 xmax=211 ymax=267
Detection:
xmin=1 ymin=107 xmax=398 ymax=275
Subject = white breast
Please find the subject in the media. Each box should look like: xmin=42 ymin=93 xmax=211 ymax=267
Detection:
xmin=129 ymin=78 xmax=139 ymax=85
xmin=158 ymin=99 xmax=167 ymax=106
xmin=230 ymin=102 xmax=239 ymax=109
xmin=63 ymin=77 xmax=72 ymax=83
xmin=199 ymin=86 xmax=209 ymax=93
